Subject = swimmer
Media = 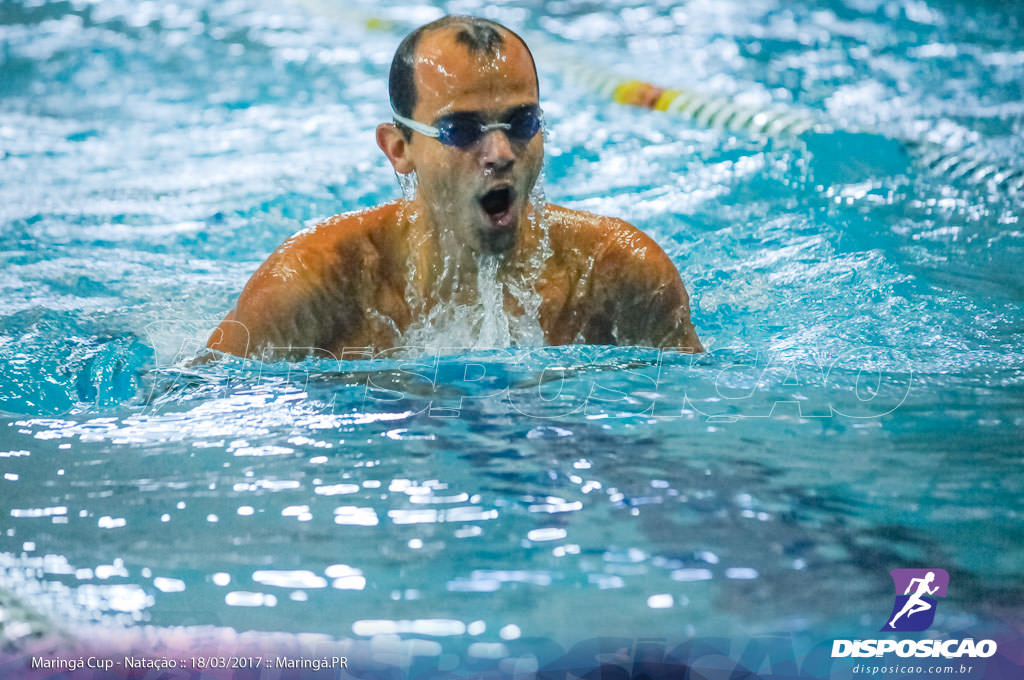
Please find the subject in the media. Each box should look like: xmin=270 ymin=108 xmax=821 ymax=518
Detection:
xmin=206 ymin=15 xmax=702 ymax=360
xmin=888 ymin=571 xmax=939 ymax=628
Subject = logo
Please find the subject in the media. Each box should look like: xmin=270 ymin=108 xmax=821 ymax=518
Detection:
xmin=832 ymin=567 xmax=997 ymax=660
xmin=882 ymin=568 xmax=948 ymax=632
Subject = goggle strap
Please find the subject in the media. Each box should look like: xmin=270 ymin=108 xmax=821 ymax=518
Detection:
xmin=392 ymin=112 xmax=440 ymax=138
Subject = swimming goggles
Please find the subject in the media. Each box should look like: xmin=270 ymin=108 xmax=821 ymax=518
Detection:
xmin=393 ymin=104 xmax=543 ymax=149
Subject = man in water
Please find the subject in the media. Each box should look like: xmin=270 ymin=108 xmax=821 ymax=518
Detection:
xmin=206 ymin=15 xmax=702 ymax=359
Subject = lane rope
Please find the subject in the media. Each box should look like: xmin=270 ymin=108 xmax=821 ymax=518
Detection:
xmin=528 ymin=42 xmax=827 ymax=139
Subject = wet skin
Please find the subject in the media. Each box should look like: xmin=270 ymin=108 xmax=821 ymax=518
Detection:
xmin=206 ymin=26 xmax=702 ymax=359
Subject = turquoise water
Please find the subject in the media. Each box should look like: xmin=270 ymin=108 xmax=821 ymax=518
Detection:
xmin=1 ymin=0 xmax=1023 ymax=660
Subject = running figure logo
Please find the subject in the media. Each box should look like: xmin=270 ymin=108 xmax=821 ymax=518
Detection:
xmin=882 ymin=569 xmax=949 ymax=632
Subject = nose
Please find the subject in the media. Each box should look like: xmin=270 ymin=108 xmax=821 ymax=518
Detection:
xmin=479 ymin=129 xmax=514 ymax=173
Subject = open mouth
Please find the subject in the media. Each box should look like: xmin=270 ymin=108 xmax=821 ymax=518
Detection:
xmin=478 ymin=186 xmax=515 ymax=228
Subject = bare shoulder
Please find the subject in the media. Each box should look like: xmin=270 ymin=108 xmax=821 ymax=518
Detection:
xmin=263 ymin=201 xmax=402 ymax=275
xmin=206 ymin=201 xmax=403 ymax=357
xmin=542 ymin=204 xmax=702 ymax=352
xmin=242 ymin=201 xmax=402 ymax=296
xmin=544 ymin=203 xmax=679 ymax=279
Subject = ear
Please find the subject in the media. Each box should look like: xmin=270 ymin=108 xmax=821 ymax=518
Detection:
xmin=377 ymin=123 xmax=415 ymax=174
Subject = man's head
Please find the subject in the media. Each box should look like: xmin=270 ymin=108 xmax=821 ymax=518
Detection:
xmin=377 ymin=16 xmax=543 ymax=255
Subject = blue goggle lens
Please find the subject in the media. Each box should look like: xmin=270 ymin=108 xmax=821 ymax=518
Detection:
xmin=435 ymin=105 xmax=542 ymax=149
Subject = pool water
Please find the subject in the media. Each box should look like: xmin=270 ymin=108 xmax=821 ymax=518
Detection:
xmin=1 ymin=0 xmax=1023 ymax=665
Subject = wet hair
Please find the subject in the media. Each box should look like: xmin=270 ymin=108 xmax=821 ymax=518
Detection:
xmin=388 ymin=15 xmax=538 ymax=139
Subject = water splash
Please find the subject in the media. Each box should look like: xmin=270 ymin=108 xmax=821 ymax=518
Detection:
xmin=506 ymin=177 xmax=553 ymax=345
xmin=398 ymin=186 xmax=552 ymax=351
xmin=474 ymin=256 xmax=512 ymax=348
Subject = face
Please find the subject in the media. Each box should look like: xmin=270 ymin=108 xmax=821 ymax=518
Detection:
xmin=388 ymin=27 xmax=543 ymax=255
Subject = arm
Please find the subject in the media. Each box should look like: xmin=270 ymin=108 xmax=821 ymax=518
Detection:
xmin=205 ymin=282 xmax=310 ymax=360
xmin=205 ymin=241 xmax=332 ymax=360
xmin=593 ymin=219 xmax=703 ymax=352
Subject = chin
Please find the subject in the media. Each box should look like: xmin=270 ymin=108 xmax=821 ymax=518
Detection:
xmin=483 ymin=231 xmax=517 ymax=255
xmin=467 ymin=227 xmax=511 ymax=256
xmin=481 ymin=211 xmax=521 ymax=254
